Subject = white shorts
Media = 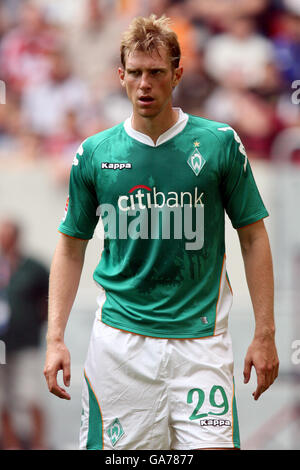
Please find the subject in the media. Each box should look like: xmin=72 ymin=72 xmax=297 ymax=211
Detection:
xmin=79 ymin=319 xmax=240 ymax=450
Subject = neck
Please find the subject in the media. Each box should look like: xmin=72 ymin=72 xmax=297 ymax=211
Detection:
xmin=132 ymin=107 xmax=179 ymax=145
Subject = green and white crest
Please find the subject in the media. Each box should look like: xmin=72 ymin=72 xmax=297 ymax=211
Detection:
xmin=107 ymin=418 xmax=124 ymax=447
xmin=187 ymin=144 xmax=206 ymax=176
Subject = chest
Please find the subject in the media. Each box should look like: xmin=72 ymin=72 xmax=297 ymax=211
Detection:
xmin=93 ymin=133 xmax=222 ymax=209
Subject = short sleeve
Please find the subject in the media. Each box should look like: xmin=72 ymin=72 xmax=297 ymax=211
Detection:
xmin=218 ymin=126 xmax=269 ymax=229
xmin=58 ymin=139 xmax=99 ymax=239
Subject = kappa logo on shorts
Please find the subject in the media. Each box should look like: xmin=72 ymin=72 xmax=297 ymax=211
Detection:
xmin=107 ymin=418 xmax=124 ymax=446
xmin=200 ymin=418 xmax=231 ymax=427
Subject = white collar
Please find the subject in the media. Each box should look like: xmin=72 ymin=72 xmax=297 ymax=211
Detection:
xmin=123 ymin=108 xmax=188 ymax=147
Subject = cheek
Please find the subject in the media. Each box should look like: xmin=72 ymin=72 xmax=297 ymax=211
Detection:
xmin=125 ymin=79 xmax=137 ymax=94
xmin=161 ymin=81 xmax=174 ymax=96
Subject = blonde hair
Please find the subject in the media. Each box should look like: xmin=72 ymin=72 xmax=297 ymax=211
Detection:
xmin=120 ymin=14 xmax=181 ymax=69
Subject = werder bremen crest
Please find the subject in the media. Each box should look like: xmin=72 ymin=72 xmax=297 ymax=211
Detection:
xmin=107 ymin=418 xmax=124 ymax=447
xmin=187 ymin=142 xmax=206 ymax=176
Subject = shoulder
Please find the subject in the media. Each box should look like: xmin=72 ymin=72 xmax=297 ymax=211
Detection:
xmin=71 ymin=123 xmax=125 ymax=170
xmin=79 ymin=123 xmax=125 ymax=157
xmin=187 ymin=114 xmax=236 ymax=146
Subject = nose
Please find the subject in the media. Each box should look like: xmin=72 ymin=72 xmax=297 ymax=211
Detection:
xmin=139 ymin=72 xmax=151 ymax=91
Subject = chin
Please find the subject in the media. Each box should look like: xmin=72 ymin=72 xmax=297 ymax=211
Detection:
xmin=137 ymin=109 xmax=158 ymax=118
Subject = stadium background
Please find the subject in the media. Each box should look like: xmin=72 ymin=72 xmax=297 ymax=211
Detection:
xmin=0 ymin=0 xmax=300 ymax=450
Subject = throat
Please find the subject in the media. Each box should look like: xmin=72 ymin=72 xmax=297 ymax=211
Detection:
xmin=132 ymin=108 xmax=179 ymax=145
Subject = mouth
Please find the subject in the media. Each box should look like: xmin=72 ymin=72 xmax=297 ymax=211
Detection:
xmin=138 ymin=96 xmax=155 ymax=105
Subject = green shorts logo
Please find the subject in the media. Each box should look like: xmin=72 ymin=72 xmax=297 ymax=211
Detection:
xmin=107 ymin=418 xmax=124 ymax=447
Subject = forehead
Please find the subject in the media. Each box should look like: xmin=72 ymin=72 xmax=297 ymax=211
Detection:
xmin=125 ymin=47 xmax=172 ymax=69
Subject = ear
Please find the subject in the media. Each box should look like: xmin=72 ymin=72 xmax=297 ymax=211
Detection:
xmin=118 ymin=67 xmax=125 ymax=87
xmin=172 ymin=66 xmax=183 ymax=89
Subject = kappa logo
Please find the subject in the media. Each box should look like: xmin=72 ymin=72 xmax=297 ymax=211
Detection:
xmin=187 ymin=142 xmax=206 ymax=176
xmin=107 ymin=418 xmax=124 ymax=447
xmin=200 ymin=418 xmax=231 ymax=427
xmin=101 ymin=162 xmax=132 ymax=170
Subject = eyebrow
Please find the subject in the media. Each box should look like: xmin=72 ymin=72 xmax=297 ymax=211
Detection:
xmin=126 ymin=66 xmax=168 ymax=72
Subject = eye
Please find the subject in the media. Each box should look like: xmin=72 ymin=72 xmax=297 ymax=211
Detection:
xmin=151 ymin=69 xmax=162 ymax=76
xmin=127 ymin=70 xmax=140 ymax=77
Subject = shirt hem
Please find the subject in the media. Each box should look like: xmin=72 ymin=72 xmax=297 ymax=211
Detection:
xmin=98 ymin=317 xmax=225 ymax=339
xmin=58 ymin=227 xmax=93 ymax=240
xmin=232 ymin=211 xmax=269 ymax=229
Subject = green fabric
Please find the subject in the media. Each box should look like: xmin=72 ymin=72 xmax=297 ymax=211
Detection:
xmin=84 ymin=372 xmax=103 ymax=450
xmin=59 ymin=115 xmax=268 ymax=338
xmin=232 ymin=378 xmax=241 ymax=449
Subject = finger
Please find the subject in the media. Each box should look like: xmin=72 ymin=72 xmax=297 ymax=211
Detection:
xmin=267 ymin=367 xmax=276 ymax=389
xmin=50 ymin=385 xmax=71 ymax=400
xmin=243 ymin=357 xmax=252 ymax=384
xmin=253 ymin=371 xmax=267 ymax=400
xmin=48 ymin=378 xmax=71 ymax=400
xmin=263 ymin=359 xmax=279 ymax=391
xmin=271 ymin=361 xmax=279 ymax=385
xmin=63 ymin=360 xmax=71 ymax=388
xmin=45 ymin=367 xmax=71 ymax=400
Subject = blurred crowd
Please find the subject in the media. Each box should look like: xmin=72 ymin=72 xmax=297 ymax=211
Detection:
xmin=0 ymin=0 xmax=300 ymax=183
xmin=0 ymin=0 xmax=299 ymax=450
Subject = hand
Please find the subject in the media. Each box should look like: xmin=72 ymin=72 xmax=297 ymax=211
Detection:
xmin=243 ymin=335 xmax=279 ymax=400
xmin=44 ymin=341 xmax=71 ymax=400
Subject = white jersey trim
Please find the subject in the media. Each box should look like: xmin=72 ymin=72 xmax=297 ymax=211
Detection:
xmin=123 ymin=108 xmax=189 ymax=147
xmin=214 ymin=255 xmax=233 ymax=335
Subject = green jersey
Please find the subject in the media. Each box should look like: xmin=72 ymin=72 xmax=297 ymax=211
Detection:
xmin=59 ymin=109 xmax=268 ymax=338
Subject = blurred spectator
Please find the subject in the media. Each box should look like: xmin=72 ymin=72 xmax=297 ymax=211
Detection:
xmin=204 ymin=84 xmax=283 ymax=160
xmin=43 ymin=110 xmax=86 ymax=185
xmin=0 ymin=95 xmax=21 ymax=154
xmin=204 ymin=15 xmax=276 ymax=89
xmin=21 ymin=47 xmax=89 ymax=137
xmin=0 ymin=220 xmax=49 ymax=450
xmin=146 ymin=0 xmax=172 ymax=18
xmin=84 ymin=0 xmax=105 ymax=31
xmin=116 ymin=0 xmax=144 ymax=18
xmin=0 ymin=1 xmax=60 ymax=96
xmin=173 ymin=49 xmax=214 ymax=115
xmin=186 ymin=0 xmax=270 ymax=29
xmin=166 ymin=2 xmax=201 ymax=73
xmin=0 ymin=4 xmax=10 ymax=40
xmin=271 ymin=10 xmax=300 ymax=86
xmin=282 ymin=0 xmax=300 ymax=16
xmin=0 ymin=0 xmax=24 ymax=22
xmin=92 ymin=60 xmax=133 ymax=127
xmin=0 ymin=0 xmax=297 ymax=169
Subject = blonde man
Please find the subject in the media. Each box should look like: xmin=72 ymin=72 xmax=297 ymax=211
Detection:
xmin=44 ymin=15 xmax=279 ymax=450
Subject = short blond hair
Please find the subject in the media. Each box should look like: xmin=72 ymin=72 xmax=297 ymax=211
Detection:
xmin=120 ymin=15 xmax=181 ymax=69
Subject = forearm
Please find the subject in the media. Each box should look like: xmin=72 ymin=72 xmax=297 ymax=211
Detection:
xmin=238 ymin=221 xmax=279 ymax=399
xmin=46 ymin=236 xmax=86 ymax=344
xmin=240 ymin=228 xmax=275 ymax=339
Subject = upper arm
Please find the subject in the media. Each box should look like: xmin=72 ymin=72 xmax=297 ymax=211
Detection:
xmin=55 ymin=232 xmax=89 ymax=262
xmin=58 ymin=138 xmax=99 ymax=240
xmin=218 ymin=126 xmax=269 ymax=229
xmin=237 ymin=219 xmax=269 ymax=252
